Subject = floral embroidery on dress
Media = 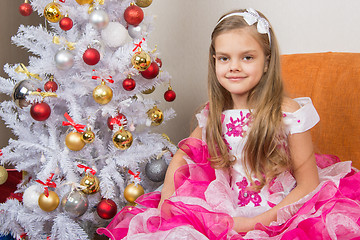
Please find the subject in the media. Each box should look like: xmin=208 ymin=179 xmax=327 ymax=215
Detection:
xmin=225 ymin=111 xmax=251 ymax=138
xmin=236 ymin=177 xmax=262 ymax=207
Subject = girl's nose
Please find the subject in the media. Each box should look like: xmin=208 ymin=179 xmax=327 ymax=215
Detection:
xmin=229 ymin=60 xmax=241 ymax=72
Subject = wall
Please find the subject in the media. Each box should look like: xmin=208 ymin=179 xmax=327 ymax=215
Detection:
xmin=1 ymin=0 xmax=359 ymax=148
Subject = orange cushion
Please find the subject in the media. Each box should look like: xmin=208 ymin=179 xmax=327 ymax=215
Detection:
xmin=281 ymin=52 xmax=360 ymax=169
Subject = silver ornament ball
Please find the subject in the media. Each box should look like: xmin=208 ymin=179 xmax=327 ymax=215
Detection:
xmin=128 ymin=24 xmax=144 ymax=39
xmin=12 ymin=80 xmax=37 ymax=108
xmin=145 ymin=157 xmax=168 ymax=182
xmin=89 ymin=9 xmax=109 ymax=30
xmin=61 ymin=190 xmax=89 ymax=218
xmin=55 ymin=49 xmax=74 ymax=70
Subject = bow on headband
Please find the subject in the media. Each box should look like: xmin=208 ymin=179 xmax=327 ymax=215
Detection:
xmin=216 ymin=8 xmax=271 ymax=45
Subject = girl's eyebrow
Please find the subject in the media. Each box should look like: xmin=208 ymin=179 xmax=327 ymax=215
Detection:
xmin=215 ymin=50 xmax=258 ymax=55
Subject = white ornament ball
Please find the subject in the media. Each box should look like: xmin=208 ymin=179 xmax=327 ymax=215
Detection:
xmin=101 ymin=22 xmax=128 ymax=48
xmin=55 ymin=49 xmax=74 ymax=70
xmin=128 ymin=24 xmax=145 ymax=39
xmin=23 ymin=185 xmax=42 ymax=210
xmin=89 ymin=9 xmax=109 ymax=30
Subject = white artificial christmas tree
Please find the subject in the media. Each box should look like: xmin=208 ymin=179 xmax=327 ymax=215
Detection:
xmin=0 ymin=0 xmax=177 ymax=239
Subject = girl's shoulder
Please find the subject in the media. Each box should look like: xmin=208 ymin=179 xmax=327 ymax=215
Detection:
xmin=282 ymin=97 xmax=301 ymax=113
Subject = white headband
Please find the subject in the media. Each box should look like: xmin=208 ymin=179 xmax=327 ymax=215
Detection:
xmin=216 ymin=8 xmax=271 ymax=45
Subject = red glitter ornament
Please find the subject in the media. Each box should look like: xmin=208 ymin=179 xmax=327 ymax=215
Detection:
xmin=44 ymin=80 xmax=58 ymax=92
xmin=59 ymin=16 xmax=73 ymax=31
xmin=164 ymin=87 xmax=176 ymax=102
xmin=107 ymin=113 xmax=128 ymax=130
xmin=155 ymin=57 xmax=162 ymax=68
xmin=124 ymin=4 xmax=144 ymax=26
xmin=30 ymin=102 xmax=51 ymax=121
xmin=122 ymin=77 xmax=136 ymax=91
xmin=97 ymin=199 xmax=117 ymax=219
xmin=19 ymin=1 xmax=32 ymax=16
xmin=83 ymin=48 xmax=100 ymax=65
xmin=140 ymin=62 xmax=159 ymax=79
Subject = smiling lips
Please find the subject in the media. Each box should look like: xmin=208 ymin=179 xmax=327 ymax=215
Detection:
xmin=226 ymin=75 xmax=247 ymax=81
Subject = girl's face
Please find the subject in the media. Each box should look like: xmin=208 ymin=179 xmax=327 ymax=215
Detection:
xmin=213 ymin=28 xmax=268 ymax=109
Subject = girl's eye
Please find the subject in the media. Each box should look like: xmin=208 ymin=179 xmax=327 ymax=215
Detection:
xmin=218 ymin=56 xmax=229 ymax=62
xmin=243 ymin=56 xmax=253 ymax=61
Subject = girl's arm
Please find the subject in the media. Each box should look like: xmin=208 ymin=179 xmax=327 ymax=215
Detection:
xmin=159 ymin=126 xmax=203 ymax=208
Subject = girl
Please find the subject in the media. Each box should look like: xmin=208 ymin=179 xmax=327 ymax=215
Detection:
xmin=98 ymin=9 xmax=360 ymax=239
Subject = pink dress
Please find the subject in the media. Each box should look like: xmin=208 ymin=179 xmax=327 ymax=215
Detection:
xmin=97 ymin=98 xmax=360 ymax=240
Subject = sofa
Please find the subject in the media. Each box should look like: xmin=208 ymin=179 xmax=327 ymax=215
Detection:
xmin=281 ymin=52 xmax=360 ymax=169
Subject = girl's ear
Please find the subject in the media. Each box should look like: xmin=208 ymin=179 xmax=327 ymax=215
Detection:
xmin=264 ymin=55 xmax=270 ymax=73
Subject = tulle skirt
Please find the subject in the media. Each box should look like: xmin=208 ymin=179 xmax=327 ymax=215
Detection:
xmin=97 ymin=138 xmax=360 ymax=240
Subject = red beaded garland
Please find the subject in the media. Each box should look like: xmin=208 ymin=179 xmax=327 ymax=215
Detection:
xmin=83 ymin=48 xmax=100 ymax=65
xmin=124 ymin=5 xmax=144 ymax=26
xmin=164 ymin=89 xmax=176 ymax=102
xmin=140 ymin=62 xmax=159 ymax=79
xmin=122 ymin=77 xmax=136 ymax=91
xmin=97 ymin=199 xmax=117 ymax=219
xmin=107 ymin=113 xmax=127 ymax=130
xmin=30 ymin=102 xmax=51 ymax=121
xmin=19 ymin=2 xmax=33 ymax=16
xmin=59 ymin=17 xmax=73 ymax=31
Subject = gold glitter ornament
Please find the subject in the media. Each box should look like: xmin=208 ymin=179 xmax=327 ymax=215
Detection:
xmin=38 ymin=190 xmax=60 ymax=212
xmin=135 ymin=0 xmax=153 ymax=8
xmin=112 ymin=129 xmax=133 ymax=150
xmin=131 ymin=50 xmax=151 ymax=71
xmin=65 ymin=131 xmax=86 ymax=151
xmin=93 ymin=81 xmax=113 ymax=105
xmin=0 ymin=166 xmax=8 ymax=185
xmin=124 ymin=183 xmax=144 ymax=203
xmin=75 ymin=0 xmax=93 ymax=4
xmin=80 ymin=173 xmax=100 ymax=194
xmin=81 ymin=127 xmax=95 ymax=144
xmin=44 ymin=2 xmax=63 ymax=23
xmin=147 ymin=106 xmax=163 ymax=126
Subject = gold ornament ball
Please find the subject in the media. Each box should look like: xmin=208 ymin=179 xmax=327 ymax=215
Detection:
xmin=112 ymin=129 xmax=133 ymax=150
xmin=0 ymin=166 xmax=8 ymax=185
xmin=38 ymin=190 xmax=60 ymax=212
xmin=124 ymin=183 xmax=144 ymax=203
xmin=65 ymin=131 xmax=86 ymax=151
xmin=93 ymin=82 xmax=113 ymax=105
xmin=75 ymin=0 xmax=93 ymax=4
xmin=44 ymin=2 xmax=63 ymax=23
xmin=135 ymin=0 xmax=153 ymax=8
xmin=80 ymin=174 xmax=100 ymax=194
xmin=147 ymin=106 xmax=164 ymax=126
xmin=81 ymin=128 xmax=95 ymax=144
xmin=131 ymin=51 xmax=151 ymax=71
xmin=142 ymin=86 xmax=155 ymax=94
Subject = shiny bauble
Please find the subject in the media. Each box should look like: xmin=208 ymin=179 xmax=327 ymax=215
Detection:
xmin=44 ymin=2 xmax=63 ymax=23
xmin=145 ymin=157 xmax=168 ymax=182
xmin=124 ymin=4 xmax=144 ymax=26
xmin=55 ymin=49 xmax=74 ymax=70
xmin=83 ymin=48 xmax=100 ymax=65
xmin=76 ymin=0 xmax=93 ymax=4
xmin=30 ymin=102 xmax=51 ymax=121
xmin=23 ymin=185 xmax=42 ymax=209
xmin=124 ymin=183 xmax=144 ymax=203
xmin=97 ymin=199 xmax=117 ymax=219
xmin=38 ymin=190 xmax=60 ymax=212
xmin=80 ymin=174 xmax=100 ymax=194
xmin=112 ymin=129 xmax=133 ymax=150
xmin=135 ymin=0 xmax=153 ymax=8
xmin=89 ymin=9 xmax=109 ymax=30
xmin=128 ymin=24 xmax=144 ymax=39
xmin=122 ymin=77 xmax=136 ymax=91
xmin=44 ymin=79 xmax=58 ymax=92
xmin=61 ymin=190 xmax=89 ymax=218
xmin=59 ymin=16 xmax=73 ymax=31
xmin=155 ymin=57 xmax=162 ymax=68
xmin=81 ymin=128 xmax=95 ymax=144
xmin=164 ymin=88 xmax=176 ymax=102
xmin=0 ymin=166 xmax=8 ymax=185
xmin=107 ymin=113 xmax=127 ymax=130
xmin=12 ymin=80 xmax=37 ymax=108
xmin=65 ymin=131 xmax=85 ymax=151
xmin=19 ymin=2 xmax=33 ymax=16
xmin=142 ymin=86 xmax=155 ymax=94
xmin=92 ymin=81 xmax=113 ymax=104
xmin=147 ymin=106 xmax=163 ymax=126
xmin=101 ymin=22 xmax=128 ymax=48
xmin=131 ymin=51 xmax=151 ymax=71
xmin=140 ymin=62 xmax=159 ymax=79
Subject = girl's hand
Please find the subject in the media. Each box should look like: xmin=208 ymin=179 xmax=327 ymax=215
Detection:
xmin=233 ymin=216 xmax=256 ymax=233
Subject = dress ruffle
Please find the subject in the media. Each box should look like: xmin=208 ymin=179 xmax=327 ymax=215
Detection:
xmin=97 ymin=138 xmax=360 ymax=240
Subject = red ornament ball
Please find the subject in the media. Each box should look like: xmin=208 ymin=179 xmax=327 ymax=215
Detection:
xmin=44 ymin=80 xmax=58 ymax=92
xmin=122 ymin=77 xmax=136 ymax=91
xmin=59 ymin=17 xmax=73 ymax=31
xmin=97 ymin=199 xmax=117 ymax=219
xmin=30 ymin=102 xmax=51 ymax=121
xmin=19 ymin=2 xmax=33 ymax=16
xmin=155 ymin=57 xmax=162 ymax=68
xmin=124 ymin=5 xmax=144 ymax=26
xmin=140 ymin=62 xmax=159 ymax=79
xmin=164 ymin=89 xmax=176 ymax=102
xmin=107 ymin=113 xmax=128 ymax=130
xmin=83 ymin=48 xmax=100 ymax=65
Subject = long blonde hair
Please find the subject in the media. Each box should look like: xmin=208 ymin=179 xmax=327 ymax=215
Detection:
xmin=206 ymin=9 xmax=290 ymax=189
